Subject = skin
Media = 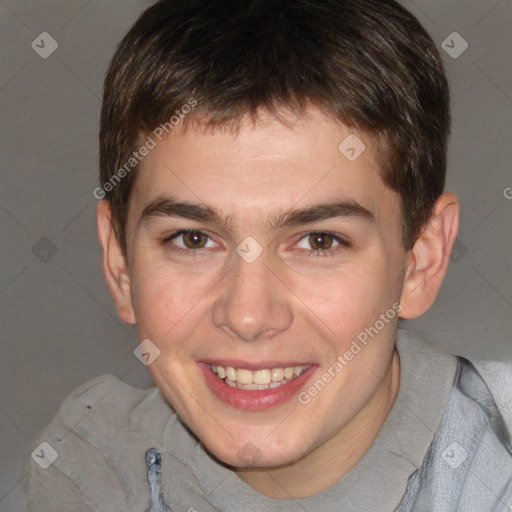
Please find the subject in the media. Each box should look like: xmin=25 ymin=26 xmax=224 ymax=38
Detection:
xmin=97 ymin=105 xmax=459 ymax=498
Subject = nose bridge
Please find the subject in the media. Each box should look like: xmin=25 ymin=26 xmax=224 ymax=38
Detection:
xmin=212 ymin=251 xmax=293 ymax=342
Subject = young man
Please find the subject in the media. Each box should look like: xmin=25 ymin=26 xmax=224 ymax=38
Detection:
xmin=23 ymin=0 xmax=512 ymax=511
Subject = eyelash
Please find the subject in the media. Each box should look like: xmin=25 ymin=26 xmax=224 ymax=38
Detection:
xmin=162 ymin=229 xmax=350 ymax=258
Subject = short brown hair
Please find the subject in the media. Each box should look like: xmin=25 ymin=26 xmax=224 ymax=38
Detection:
xmin=99 ymin=0 xmax=450 ymax=255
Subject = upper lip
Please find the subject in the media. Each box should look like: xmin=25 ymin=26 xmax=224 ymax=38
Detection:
xmin=201 ymin=359 xmax=314 ymax=371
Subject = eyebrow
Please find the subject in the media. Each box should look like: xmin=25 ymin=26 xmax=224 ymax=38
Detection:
xmin=139 ymin=196 xmax=375 ymax=231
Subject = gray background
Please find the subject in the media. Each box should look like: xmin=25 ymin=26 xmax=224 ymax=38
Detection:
xmin=1 ymin=0 xmax=511 ymax=509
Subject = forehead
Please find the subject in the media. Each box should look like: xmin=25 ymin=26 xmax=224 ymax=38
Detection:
xmin=128 ymin=106 xmax=399 ymax=230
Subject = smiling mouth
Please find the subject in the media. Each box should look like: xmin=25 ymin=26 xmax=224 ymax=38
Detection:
xmin=207 ymin=363 xmax=310 ymax=390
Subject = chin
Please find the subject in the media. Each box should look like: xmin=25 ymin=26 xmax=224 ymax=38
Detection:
xmin=202 ymin=433 xmax=311 ymax=470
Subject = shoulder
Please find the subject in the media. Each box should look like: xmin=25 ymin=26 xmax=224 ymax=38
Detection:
xmin=33 ymin=373 xmax=156 ymax=442
xmin=437 ymin=367 xmax=512 ymax=509
xmin=55 ymin=373 xmax=151 ymax=422
xmin=398 ymin=357 xmax=512 ymax=510
xmin=431 ymin=357 xmax=512 ymax=507
xmin=447 ymin=356 xmax=512 ymax=462
xmin=472 ymin=359 xmax=512 ymax=430
xmin=22 ymin=374 xmax=166 ymax=511
xmin=30 ymin=372 xmax=164 ymax=449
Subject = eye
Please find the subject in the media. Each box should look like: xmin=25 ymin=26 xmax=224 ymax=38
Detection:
xmin=295 ymin=231 xmax=349 ymax=255
xmin=161 ymin=229 xmax=349 ymax=258
xmin=164 ymin=229 xmax=217 ymax=250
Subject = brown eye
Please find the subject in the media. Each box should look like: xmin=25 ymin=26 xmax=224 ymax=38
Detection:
xmin=181 ymin=230 xmax=208 ymax=248
xmin=295 ymin=231 xmax=349 ymax=256
xmin=308 ymin=232 xmax=335 ymax=250
xmin=163 ymin=229 xmax=218 ymax=255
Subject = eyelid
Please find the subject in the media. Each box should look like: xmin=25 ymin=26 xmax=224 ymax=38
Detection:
xmin=288 ymin=231 xmax=350 ymax=259
xmin=295 ymin=230 xmax=350 ymax=247
xmin=163 ymin=228 xmax=219 ymax=248
xmin=162 ymin=229 xmax=350 ymax=255
xmin=163 ymin=229 xmax=349 ymax=243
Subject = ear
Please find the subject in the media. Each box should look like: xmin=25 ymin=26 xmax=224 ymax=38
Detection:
xmin=97 ymin=200 xmax=136 ymax=325
xmin=399 ymin=192 xmax=460 ymax=319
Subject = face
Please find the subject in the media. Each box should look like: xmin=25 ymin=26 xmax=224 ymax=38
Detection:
xmin=122 ymin=106 xmax=407 ymax=469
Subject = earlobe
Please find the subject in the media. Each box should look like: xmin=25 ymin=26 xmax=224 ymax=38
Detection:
xmin=97 ymin=200 xmax=136 ymax=325
xmin=399 ymin=193 xmax=460 ymax=319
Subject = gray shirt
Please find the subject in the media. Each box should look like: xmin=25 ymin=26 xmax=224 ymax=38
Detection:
xmin=20 ymin=329 xmax=512 ymax=511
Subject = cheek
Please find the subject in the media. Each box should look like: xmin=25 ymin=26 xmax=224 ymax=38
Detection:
xmin=130 ymin=259 xmax=210 ymax=341
xmin=288 ymin=255 xmax=396 ymax=340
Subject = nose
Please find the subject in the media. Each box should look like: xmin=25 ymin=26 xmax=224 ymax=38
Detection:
xmin=211 ymin=248 xmax=293 ymax=342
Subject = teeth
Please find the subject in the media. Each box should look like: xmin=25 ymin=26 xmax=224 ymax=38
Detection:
xmin=271 ymin=368 xmax=284 ymax=382
xmin=237 ymin=369 xmax=253 ymax=385
xmin=210 ymin=363 xmax=308 ymax=388
xmin=226 ymin=367 xmax=236 ymax=382
xmin=253 ymin=369 xmax=271 ymax=385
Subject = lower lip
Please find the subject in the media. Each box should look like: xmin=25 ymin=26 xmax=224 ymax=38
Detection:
xmin=198 ymin=363 xmax=317 ymax=411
